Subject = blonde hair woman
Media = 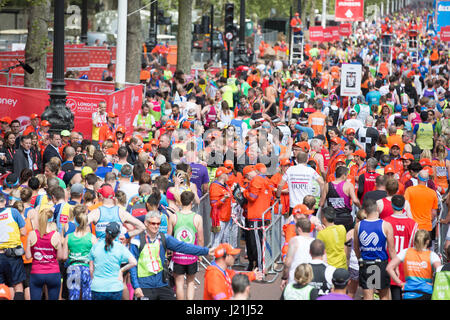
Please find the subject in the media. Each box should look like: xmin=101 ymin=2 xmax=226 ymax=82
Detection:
xmin=281 ymin=263 xmax=318 ymax=300
xmin=25 ymin=208 xmax=63 ymax=300
xmin=63 ymin=205 xmax=97 ymax=300
xmin=386 ymin=229 xmax=442 ymax=300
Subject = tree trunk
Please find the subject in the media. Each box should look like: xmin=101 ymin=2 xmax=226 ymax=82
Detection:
xmin=126 ymin=0 xmax=142 ymax=84
xmin=176 ymin=0 xmax=192 ymax=74
xmin=24 ymin=0 xmax=50 ymax=89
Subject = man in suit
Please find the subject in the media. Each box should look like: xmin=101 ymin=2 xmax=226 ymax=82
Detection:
xmin=42 ymin=132 xmax=62 ymax=166
xmin=13 ymin=135 xmax=41 ymax=176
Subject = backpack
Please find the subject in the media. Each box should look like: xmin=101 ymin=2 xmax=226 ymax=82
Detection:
xmin=138 ymin=232 xmax=174 ymax=287
xmin=328 ymin=106 xmax=340 ymax=126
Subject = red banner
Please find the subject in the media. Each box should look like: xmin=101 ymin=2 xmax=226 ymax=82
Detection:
xmin=441 ymin=26 xmax=450 ymax=42
xmin=329 ymin=26 xmax=340 ymax=41
xmin=323 ymin=27 xmax=333 ymax=42
xmin=0 ymin=84 xmax=143 ymax=140
xmin=335 ymin=0 xmax=364 ymax=22
xmin=309 ymin=26 xmax=324 ymax=42
xmin=339 ymin=23 xmax=353 ymax=36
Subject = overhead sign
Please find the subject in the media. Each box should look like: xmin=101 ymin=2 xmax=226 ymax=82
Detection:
xmin=340 ymin=63 xmax=362 ymax=96
xmin=437 ymin=1 xmax=450 ymax=31
xmin=335 ymin=0 xmax=364 ymax=22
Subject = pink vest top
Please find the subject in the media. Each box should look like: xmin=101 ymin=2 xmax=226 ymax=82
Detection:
xmin=31 ymin=230 xmax=60 ymax=274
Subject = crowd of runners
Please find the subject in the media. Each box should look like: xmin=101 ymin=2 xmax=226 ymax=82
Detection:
xmin=0 ymin=4 xmax=449 ymax=301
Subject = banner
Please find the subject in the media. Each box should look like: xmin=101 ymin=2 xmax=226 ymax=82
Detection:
xmin=339 ymin=23 xmax=353 ymax=36
xmin=441 ymin=25 xmax=450 ymax=41
xmin=323 ymin=27 xmax=333 ymax=42
xmin=335 ymin=0 xmax=364 ymax=22
xmin=329 ymin=26 xmax=340 ymax=41
xmin=340 ymin=63 xmax=362 ymax=96
xmin=309 ymin=26 xmax=324 ymax=42
xmin=437 ymin=1 xmax=450 ymax=32
xmin=0 ymin=84 xmax=143 ymax=139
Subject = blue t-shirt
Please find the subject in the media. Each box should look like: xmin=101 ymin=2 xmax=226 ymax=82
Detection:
xmin=89 ymin=239 xmax=133 ymax=293
xmin=96 ymin=165 xmax=113 ymax=180
xmin=366 ymin=90 xmax=381 ymax=107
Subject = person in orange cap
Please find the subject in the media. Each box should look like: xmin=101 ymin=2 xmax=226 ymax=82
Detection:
xmin=0 ymin=116 xmax=12 ymax=136
xmin=209 ymin=166 xmax=233 ymax=248
xmin=399 ymin=153 xmax=414 ymax=184
xmin=243 ymin=164 xmax=273 ymax=271
xmin=23 ymin=113 xmax=40 ymax=136
xmin=326 ymin=137 xmax=345 ymax=182
xmin=98 ymin=112 xmax=117 ymax=146
xmin=203 ymin=243 xmax=262 ymax=300
xmin=384 ymin=165 xmax=405 ymax=195
xmin=38 ymin=120 xmax=51 ymax=137
xmin=115 ymin=125 xmax=126 ymax=146
xmin=271 ymin=158 xmax=291 ymax=217
xmin=349 ymin=149 xmax=367 ymax=186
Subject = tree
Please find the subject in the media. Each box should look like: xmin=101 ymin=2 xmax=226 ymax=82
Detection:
xmin=126 ymin=0 xmax=143 ymax=84
xmin=176 ymin=0 xmax=193 ymax=75
xmin=24 ymin=0 xmax=50 ymax=89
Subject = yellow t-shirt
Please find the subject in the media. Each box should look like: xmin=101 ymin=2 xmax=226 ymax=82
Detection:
xmin=317 ymin=224 xmax=348 ymax=269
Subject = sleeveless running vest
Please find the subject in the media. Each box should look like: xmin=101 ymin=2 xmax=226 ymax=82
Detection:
xmin=403 ymin=248 xmax=433 ymax=299
xmin=95 ymin=206 xmax=123 ymax=240
xmin=67 ymin=232 xmax=93 ymax=266
xmin=172 ymin=211 xmax=199 ymax=265
xmin=326 ymin=181 xmax=352 ymax=217
xmin=30 ymin=230 xmax=60 ymax=274
xmin=432 ymin=264 xmax=450 ymax=300
xmin=309 ymin=263 xmax=330 ymax=296
xmin=415 ymin=122 xmax=434 ymax=150
xmin=358 ymin=219 xmax=388 ymax=261
xmin=379 ymin=197 xmax=394 ymax=220
xmin=283 ymin=283 xmax=314 ymax=300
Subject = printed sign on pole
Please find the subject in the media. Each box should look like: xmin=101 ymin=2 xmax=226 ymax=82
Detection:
xmin=340 ymin=63 xmax=362 ymax=96
xmin=309 ymin=26 xmax=324 ymax=42
xmin=437 ymin=1 xmax=450 ymax=32
xmin=339 ymin=23 xmax=353 ymax=36
xmin=335 ymin=0 xmax=364 ymax=22
xmin=441 ymin=25 xmax=450 ymax=41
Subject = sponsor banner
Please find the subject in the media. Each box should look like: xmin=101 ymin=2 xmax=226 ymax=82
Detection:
xmin=335 ymin=0 xmax=364 ymax=22
xmin=339 ymin=23 xmax=353 ymax=36
xmin=437 ymin=1 xmax=450 ymax=31
xmin=0 ymin=84 xmax=143 ymax=139
xmin=323 ymin=27 xmax=333 ymax=42
xmin=309 ymin=26 xmax=324 ymax=42
xmin=440 ymin=25 xmax=450 ymax=41
xmin=329 ymin=26 xmax=340 ymax=41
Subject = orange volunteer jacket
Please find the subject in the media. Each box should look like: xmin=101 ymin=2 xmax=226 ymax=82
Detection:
xmin=243 ymin=175 xmax=273 ymax=221
xmin=209 ymin=180 xmax=233 ymax=222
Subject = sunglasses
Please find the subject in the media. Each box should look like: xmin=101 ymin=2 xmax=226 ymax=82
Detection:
xmin=149 ymin=222 xmax=161 ymax=226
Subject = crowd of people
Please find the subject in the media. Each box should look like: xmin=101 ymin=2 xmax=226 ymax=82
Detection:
xmin=0 ymin=4 xmax=449 ymax=301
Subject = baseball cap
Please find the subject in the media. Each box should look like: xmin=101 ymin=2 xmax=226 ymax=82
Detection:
xmin=401 ymin=153 xmax=414 ymax=161
xmin=352 ymin=149 xmax=366 ymax=159
xmin=0 ymin=116 xmax=12 ymax=124
xmin=330 ymin=137 xmax=340 ymax=145
xmin=0 ymin=284 xmax=11 ymax=300
xmin=107 ymin=112 xmax=117 ymax=118
xmin=182 ymin=121 xmax=192 ymax=129
xmin=81 ymin=166 xmax=94 ymax=178
xmin=336 ymin=155 xmax=347 ymax=164
xmin=60 ymin=130 xmax=71 ymax=137
xmin=30 ymin=113 xmax=40 ymax=120
xmin=40 ymin=120 xmax=51 ymax=127
xmin=98 ymin=185 xmax=115 ymax=199
xmin=424 ymin=166 xmax=434 ymax=176
xmin=116 ymin=126 xmax=126 ymax=134
xmin=215 ymin=166 xmax=231 ymax=178
xmin=292 ymin=204 xmax=314 ymax=216
xmin=105 ymin=222 xmax=121 ymax=238
xmin=384 ymin=165 xmax=395 ymax=174
xmin=150 ymin=138 xmax=159 ymax=146
xmin=419 ymin=158 xmax=432 ymax=167
xmin=214 ymin=243 xmax=241 ymax=259
xmin=346 ymin=128 xmax=355 ymax=135
xmin=294 ymin=141 xmax=310 ymax=152
xmin=332 ymin=268 xmax=350 ymax=287
xmin=224 ymin=160 xmax=234 ymax=169
xmin=255 ymin=163 xmax=267 ymax=174
xmin=70 ymin=183 xmax=84 ymax=195
xmin=243 ymin=165 xmax=256 ymax=176
xmin=391 ymin=143 xmax=401 ymax=149
xmin=280 ymin=158 xmax=291 ymax=166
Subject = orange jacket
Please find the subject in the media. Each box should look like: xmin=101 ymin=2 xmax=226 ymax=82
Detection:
xmin=270 ymin=172 xmax=289 ymax=215
xmin=243 ymin=175 xmax=273 ymax=221
xmin=98 ymin=124 xmax=116 ymax=146
xmin=209 ymin=181 xmax=232 ymax=222
xmin=203 ymin=264 xmax=256 ymax=300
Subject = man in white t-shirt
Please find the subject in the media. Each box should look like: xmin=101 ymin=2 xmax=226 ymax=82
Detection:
xmin=276 ymin=151 xmax=325 ymax=214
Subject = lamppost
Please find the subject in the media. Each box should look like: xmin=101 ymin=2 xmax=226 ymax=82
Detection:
xmin=233 ymin=0 xmax=248 ymax=68
xmin=41 ymin=0 xmax=74 ymax=134
xmin=80 ymin=0 xmax=88 ymax=44
xmin=147 ymin=0 xmax=158 ymax=52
